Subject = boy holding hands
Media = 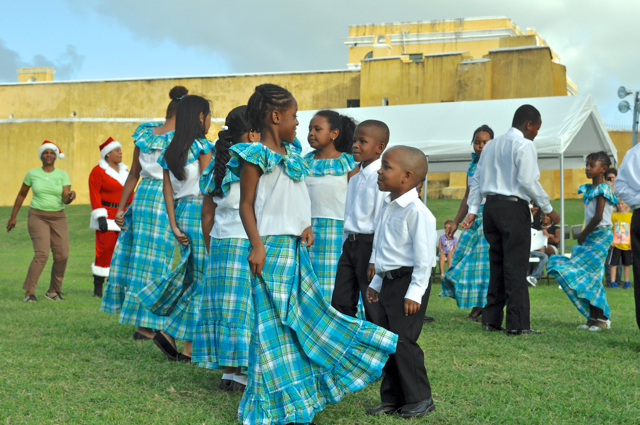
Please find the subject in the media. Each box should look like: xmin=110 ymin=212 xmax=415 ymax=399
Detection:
xmin=366 ymin=146 xmax=437 ymax=418
xmin=332 ymin=120 xmax=389 ymax=323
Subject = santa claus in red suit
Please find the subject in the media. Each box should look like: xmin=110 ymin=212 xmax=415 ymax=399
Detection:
xmin=88 ymin=137 xmax=134 ymax=298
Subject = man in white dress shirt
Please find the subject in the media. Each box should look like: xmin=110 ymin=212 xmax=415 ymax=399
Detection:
xmin=615 ymin=142 xmax=640 ymax=330
xmin=463 ymin=105 xmax=560 ymax=335
xmin=366 ymin=146 xmax=436 ymax=418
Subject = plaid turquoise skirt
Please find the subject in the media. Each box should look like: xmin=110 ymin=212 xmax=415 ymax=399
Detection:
xmin=308 ymin=218 xmax=365 ymax=319
xmin=548 ymin=227 xmax=612 ymax=320
xmin=193 ymin=237 xmax=252 ymax=370
xmin=440 ymin=207 xmax=490 ymax=309
xmin=238 ymin=235 xmax=397 ymax=425
xmin=138 ymin=197 xmax=207 ymax=341
xmin=101 ymin=178 xmax=171 ymax=330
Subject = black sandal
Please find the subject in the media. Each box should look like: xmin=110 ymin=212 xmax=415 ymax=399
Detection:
xmin=133 ymin=331 xmax=153 ymax=341
xmin=153 ymin=332 xmax=179 ymax=360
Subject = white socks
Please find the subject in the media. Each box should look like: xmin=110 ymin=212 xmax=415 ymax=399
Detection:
xmin=233 ymin=374 xmax=248 ymax=385
xmin=222 ymin=373 xmax=235 ymax=381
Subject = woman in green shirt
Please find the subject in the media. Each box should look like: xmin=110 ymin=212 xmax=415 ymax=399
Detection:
xmin=6 ymin=141 xmax=76 ymax=302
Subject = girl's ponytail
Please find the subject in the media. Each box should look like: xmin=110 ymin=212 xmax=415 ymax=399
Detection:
xmin=212 ymin=106 xmax=250 ymax=197
xmin=314 ymin=110 xmax=358 ymax=153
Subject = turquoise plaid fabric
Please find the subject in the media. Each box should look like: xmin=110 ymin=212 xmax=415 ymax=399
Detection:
xmin=466 ymin=152 xmax=479 ymax=177
xmin=228 ymin=142 xmax=309 ymax=181
xmin=132 ymin=122 xmax=174 ymax=153
xmin=239 ymin=236 xmax=397 ymax=425
xmin=308 ymin=217 xmax=343 ymax=304
xmin=158 ymin=138 xmax=214 ymax=170
xmin=548 ymin=226 xmax=613 ymax=320
xmin=138 ymin=197 xmax=207 ymax=341
xmin=192 ymin=237 xmax=252 ymax=370
xmin=440 ymin=205 xmax=490 ymax=309
xmin=578 ymin=182 xmax=618 ymax=206
xmin=303 ymin=151 xmax=357 ymax=177
xmin=101 ymin=178 xmax=172 ymax=331
xmin=199 ymin=161 xmax=238 ymax=198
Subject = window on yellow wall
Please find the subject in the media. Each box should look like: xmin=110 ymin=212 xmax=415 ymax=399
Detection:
xmin=364 ymin=51 xmax=373 ymax=60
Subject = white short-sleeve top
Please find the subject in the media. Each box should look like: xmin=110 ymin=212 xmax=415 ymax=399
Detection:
xmin=579 ymin=183 xmax=618 ymax=228
xmin=303 ymin=152 xmax=357 ymax=220
xmin=132 ymin=122 xmax=174 ymax=181
xmin=158 ymin=138 xmax=214 ymax=200
xmin=228 ymin=141 xmax=311 ymax=237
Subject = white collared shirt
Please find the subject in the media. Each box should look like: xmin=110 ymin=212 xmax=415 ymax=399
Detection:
xmin=368 ymin=190 xmax=437 ymax=303
xmin=343 ymin=158 xmax=389 ymax=234
xmin=616 ymin=143 xmax=640 ymax=210
xmin=467 ymin=127 xmax=552 ymax=215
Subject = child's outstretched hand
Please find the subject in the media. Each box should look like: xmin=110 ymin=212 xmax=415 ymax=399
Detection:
xmin=404 ymin=299 xmax=420 ymax=316
xmin=301 ymin=226 xmax=314 ymax=248
xmin=248 ymin=243 xmax=266 ymax=277
xmin=367 ymin=287 xmax=379 ymax=304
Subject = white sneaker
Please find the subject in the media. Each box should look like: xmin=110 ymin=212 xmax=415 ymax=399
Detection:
xmin=587 ymin=326 xmax=601 ymax=332
xmin=576 ymin=324 xmax=590 ymax=330
xmin=526 ymin=276 xmax=537 ymax=287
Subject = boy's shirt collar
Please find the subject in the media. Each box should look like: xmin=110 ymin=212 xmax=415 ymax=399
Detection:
xmin=360 ymin=157 xmax=382 ymax=177
xmin=385 ymin=188 xmax=419 ymax=208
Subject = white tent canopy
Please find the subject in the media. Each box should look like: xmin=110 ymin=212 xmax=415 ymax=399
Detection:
xmin=296 ymin=94 xmax=617 ymax=172
xmin=297 ymin=94 xmax=615 ymax=254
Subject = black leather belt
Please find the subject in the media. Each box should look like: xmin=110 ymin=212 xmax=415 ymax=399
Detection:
xmin=486 ymin=194 xmax=527 ymax=204
xmin=381 ymin=266 xmax=413 ymax=280
xmin=347 ymin=233 xmax=374 ymax=243
xmin=101 ymin=201 xmax=130 ymax=208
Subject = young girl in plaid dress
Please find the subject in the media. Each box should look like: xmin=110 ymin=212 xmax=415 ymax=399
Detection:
xmin=102 ymin=86 xmax=186 ymax=340
xmin=440 ymin=125 xmax=493 ymax=320
xmin=548 ymin=151 xmax=618 ymax=331
xmin=138 ymin=95 xmax=214 ymax=361
xmin=304 ymin=110 xmax=358 ymax=304
xmin=194 ymin=106 xmax=254 ymax=392
xmin=234 ymin=84 xmax=397 ymax=425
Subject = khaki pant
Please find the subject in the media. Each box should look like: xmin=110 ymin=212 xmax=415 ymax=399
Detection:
xmin=23 ymin=208 xmax=69 ymax=294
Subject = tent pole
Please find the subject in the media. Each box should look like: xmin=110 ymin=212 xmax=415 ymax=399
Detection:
xmin=559 ymin=153 xmax=565 ymax=255
xmin=423 ymin=155 xmax=429 ymax=207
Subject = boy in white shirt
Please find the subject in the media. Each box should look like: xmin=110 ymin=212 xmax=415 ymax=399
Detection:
xmin=332 ymin=120 xmax=389 ymax=323
xmin=366 ymin=146 xmax=437 ymax=418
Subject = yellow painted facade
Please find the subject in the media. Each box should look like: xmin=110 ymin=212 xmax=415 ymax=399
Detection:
xmin=0 ymin=16 xmax=629 ymax=206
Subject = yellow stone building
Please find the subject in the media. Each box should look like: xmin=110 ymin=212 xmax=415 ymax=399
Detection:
xmin=0 ymin=16 xmax=631 ymax=206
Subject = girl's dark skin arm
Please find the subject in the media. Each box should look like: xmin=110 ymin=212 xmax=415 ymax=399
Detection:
xmin=238 ymin=160 xmax=266 ymax=276
xmin=201 ymin=194 xmax=216 ymax=254
xmin=163 ymin=169 xmax=189 ymax=246
xmin=447 ymin=180 xmax=470 ymax=239
xmin=115 ymin=146 xmax=142 ymax=227
xmin=545 ymin=227 xmax=561 ymax=246
xmin=575 ymin=195 xmax=606 ymax=245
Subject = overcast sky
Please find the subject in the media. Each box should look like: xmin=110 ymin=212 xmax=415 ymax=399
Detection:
xmin=1 ymin=0 xmax=638 ymax=126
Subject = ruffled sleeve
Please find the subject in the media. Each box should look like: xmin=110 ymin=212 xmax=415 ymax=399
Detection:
xmin=199 ymin=160 xmax=239 ymax=198
xmin=158 ymin=138 xmax=215 ymax=171
xmin=303 ymin=152 xmax=358 ymax=177
xmin=133 ymin=122 xmax=174 ymax=153
xmin=466 ymin=153 xmax=479 ymax=177
xmin=578 ymin=182 xmax=619 ymax=206
xmin=228 ymin=142 xmax=308 ymax=181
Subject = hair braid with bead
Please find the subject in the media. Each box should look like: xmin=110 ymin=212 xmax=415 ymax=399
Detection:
xmin=212 ymin=106 xmax=250 ymax=198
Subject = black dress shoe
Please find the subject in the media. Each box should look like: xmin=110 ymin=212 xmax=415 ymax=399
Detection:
xmin=365 ymin=402 xmax=401 ymax=415
xmin=133 ymin=331 xmax=152 ymax=341
xmin=218 ymin=379 xmax=233 ymax=391
xmin=174 ymin=353 xmax=192 ymax=363
xmin=398 ymin=397 xmax=436 ymax=418
xmin=423 ymin=316 xmax=435 ymax=323
xmin=153 ymin=332 xmax=179 ymax=360
xmin=505 ymin=329 xmax=541 ymax=335
xmin=230 ymin=380 xmax=246 ymax=392
xmin=482 ymin=324 xmax=505 ymax=332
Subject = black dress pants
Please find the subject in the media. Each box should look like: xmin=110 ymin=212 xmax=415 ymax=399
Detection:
xmin=631 ymin=210 xmax=640 ymax=330
xmin=332 ymin=238 xmax=380 ymax=323
xmin=482 ymin=199 xmax=532 ymax=331
xmin=378 ymin=271 xmax=432 ymax=405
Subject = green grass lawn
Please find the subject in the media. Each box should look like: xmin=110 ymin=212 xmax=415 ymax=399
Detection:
xmin=1 ymin=202 xmax=638 ymax=424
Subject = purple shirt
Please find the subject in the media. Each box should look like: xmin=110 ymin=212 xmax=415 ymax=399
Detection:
xmin=439 ymin=234 xmax=457 ymax=254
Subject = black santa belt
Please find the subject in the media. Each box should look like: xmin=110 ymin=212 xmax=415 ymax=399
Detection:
xmin=101 ymin=201 xmax=131 ymax=208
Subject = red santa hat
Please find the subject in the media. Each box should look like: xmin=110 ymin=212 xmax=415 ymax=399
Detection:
xmin=38 ymin=140 xmax=65 ymax=160
xmin=99 ymin=137 xmax=122 ymax=159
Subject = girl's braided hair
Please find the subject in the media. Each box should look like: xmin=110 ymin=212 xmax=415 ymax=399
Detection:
xmin=212 ymin=106 xmax=250 ymax=197
xmin=246 ymin=84 xmax=293 ymax=133
xmin=314 ymin=110 xmax=357 ymax=153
